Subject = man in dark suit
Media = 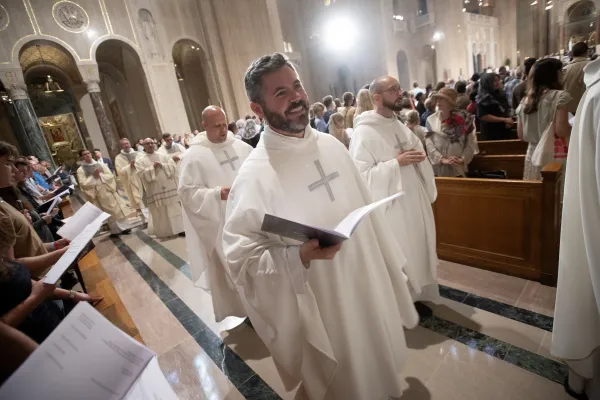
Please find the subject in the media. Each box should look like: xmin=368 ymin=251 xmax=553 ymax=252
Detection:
xmin=93 ymin=148 xmax=115 ymax=174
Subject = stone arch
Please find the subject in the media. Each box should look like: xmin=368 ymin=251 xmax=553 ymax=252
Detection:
xmin=12 ymin=36 xmax=82 ymax=67
xmin=396 ymin=50 xmax=410 ymax=90
xmin=172 ymin=38 xmax=212 ymax=130
xmin=95 ymin=39 xmax=160 ymax=144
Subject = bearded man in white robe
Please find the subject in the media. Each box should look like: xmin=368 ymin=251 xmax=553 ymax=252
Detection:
xmin=552 ymin=57 xmax=600 ymax=400
xmin=76 ymin=149 xmax=132 ymax=236
xmin=178 ymin=106 xmax=252 ymax=322
xmin=135 ymin=138 xmax=184 ymax=238
xmin=115 ymin=138 xmax=146 ymax=223
xmin=157 ymin=133 xmax=186 ymax=174
xmin=350 ymin=76 xmax=439 ymax=315
xmin=222 ymin=53 xmax=419 ymax=400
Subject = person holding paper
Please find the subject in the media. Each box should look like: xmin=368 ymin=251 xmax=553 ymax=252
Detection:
xmin=0 ymin=258 xmax=102 ymax=344
xmin=178 ymin=106 xmax=252 ymax=322
xmin=135 ymin=138 xmax=184 ymax=238
xmin=222 ymin=53 xmax=419 ymax=400
xmin=115 ymin=138 xmax=146 ymax=223
xmin=76 ymin=150 xmax=132 ymax=237
xmin=157 ymin=133 xmax=186 ymax=174
xmin=350 ymin=76 xmax=439 ymax=315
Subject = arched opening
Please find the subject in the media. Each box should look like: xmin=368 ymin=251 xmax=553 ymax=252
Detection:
xmin=565 ymin=1 xmax=597 ymax=51
xmin=1 ymin=40 xmax=93 ymax=168
xmin=95 ymin=39 xmax=160 ymax=145
xmin=172 ymin=39 xmax=211 ymax=131
xmin=420 ymin=45 xmax=437 ymax=86
xmin=396 ymin=51 xmax=410 ymax=90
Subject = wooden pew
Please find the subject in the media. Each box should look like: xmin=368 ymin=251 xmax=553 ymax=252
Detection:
xmin=476 ymin=129 xmax=519 ymax=142
xmin=60 ymin=197 xmax=143 ymax=343
xmin=469 ymin=154 xmax=525 ymax=179
xmin=433 ymin=163 xmax=563 ymax=286
xmin=477 ymin=139 xmax=528 ymax=156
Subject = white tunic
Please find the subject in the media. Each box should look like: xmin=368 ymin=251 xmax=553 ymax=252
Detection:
xmin=223 ymin=125 xmax=418 ymax=400
xmin=115 ymin=150 xmax=144 ymax=210
xmin=552 ymin=58 xmax=600 ymax=379
xmin=77 ymin=162 xmax=131 ymax=222
xmin=157 ymin=142 xmax=186 ymax=174
xmin=178 ymin=133 xmax=252 ymax=322
xmin=135 ymin=152 xmax=183 ymax=238
xmin=351 ymin=111 xmax=439 ymax=300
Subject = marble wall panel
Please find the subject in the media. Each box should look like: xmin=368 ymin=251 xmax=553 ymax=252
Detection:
xmin=103 ymin=0 xmax=138 ymax=46
xmin=0 ymin=1 xmax=36 ymax=64
xmin=28 ymin=0 xmax=109 ymax=61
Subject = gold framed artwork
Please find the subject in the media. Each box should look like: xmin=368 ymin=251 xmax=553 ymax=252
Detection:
xmin=39 ymin=113 xmax=85 ymax=166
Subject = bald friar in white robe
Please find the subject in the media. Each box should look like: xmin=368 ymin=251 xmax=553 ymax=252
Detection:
xmin=551 ymin=57 xmax=600 ymax=399
xmin=223 ymin=125 xmax=419 ymax=400
xmin=114 ymin=142 xmax=144 ymax=211
xmin=351 ymin=110 xmax=439 ymax=301
xmin=178 ymin=131 xmax=252 ymax=322
xmin=135 ymin=143 xmax=184 ymax=238
xmin=77 ymin=160 xmax=132 ymax=234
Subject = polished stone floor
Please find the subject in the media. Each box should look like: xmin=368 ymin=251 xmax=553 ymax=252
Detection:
xmin=85 ymin=224 xmax=573 ymax=400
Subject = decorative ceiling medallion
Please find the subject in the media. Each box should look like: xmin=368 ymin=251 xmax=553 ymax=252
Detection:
xmin=0 ymin=5 xmax=9 ymax=31
xmin=52 ymin=1 xmax=89 ymax=33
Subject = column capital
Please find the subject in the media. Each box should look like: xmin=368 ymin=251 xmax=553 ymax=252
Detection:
xmin=0 ymin=68 xmax=29 ymax=100
xmin=85 ymin=80 xmax=101 ymax=93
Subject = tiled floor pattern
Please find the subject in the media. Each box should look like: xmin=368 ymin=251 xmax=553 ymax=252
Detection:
xmin=91 ymin=229 xmax=569 ymax=400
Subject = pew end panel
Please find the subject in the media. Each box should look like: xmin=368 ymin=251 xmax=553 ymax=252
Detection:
xmin=433 ymin=165 xmax=562 ymax=285
xmin=477 ymin=139 xmax=528 ymax=156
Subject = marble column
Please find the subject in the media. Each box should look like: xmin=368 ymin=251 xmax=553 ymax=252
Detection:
xmin=85 ymin=80 xmax=120 ymax=160
xmin=6 ymin=84 xmax=55 ymax=168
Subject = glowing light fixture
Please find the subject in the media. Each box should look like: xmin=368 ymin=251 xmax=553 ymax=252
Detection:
xmin=393 ymin=15 xmax=404 ymax=21
xmin=530 ymin=1 xmax=538 ymax=5
xmin=432 ymin=31 xmax=445 ymax=41
xmin=324 ymin=17 xmax=356 ymax=51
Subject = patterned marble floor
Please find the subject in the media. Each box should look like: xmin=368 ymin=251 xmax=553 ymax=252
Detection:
xmin=89 ymin=225 xmax=569 ymax=400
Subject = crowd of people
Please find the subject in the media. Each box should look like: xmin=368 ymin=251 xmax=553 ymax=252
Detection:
xmin=0 ymin=42 xmax=598 ymax=397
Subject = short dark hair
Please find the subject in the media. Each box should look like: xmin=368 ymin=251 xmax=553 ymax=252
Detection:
xmin=244 ymin=52 xmax=296 ymax=104
xmin=342 ymin=92 xmax=354 ymax=106
xmin=572 ymin=42 xmax=588 ymax=58
xmin=79 ymin=149 xmax=90 ymax=157
xmin=471 ymin=73 xmax=480 ymax=82
xmin=93 ymin=148 xmax=101 ymax=153
xmin=524 ymin=57 xmax=537 ymax=77
xmin=455 ymin=81 xmax=467 ymax=94
xmin=469 ymin=91 xmax=477 ymax=101
xmin=0 ymin=141 xmax=18 ymax=159
xmin=323 ymin=95 xmax=334 ymax=108
xmin=334 ymin=98 xmax=342 ymax=108
xmin=14 ymin=158 xmax=29 ymax=169
xmin=413 ymin=81 xmax=419 ymax=88
xmin=162 ymin=133 xmax=172 ymax=139
xmin=227 ymin=122 xmax=237 ymax=132
xmin=415 ymin=92 xmax=424 ymax=101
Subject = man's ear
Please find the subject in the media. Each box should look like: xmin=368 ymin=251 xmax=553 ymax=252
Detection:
xmin=250 ymin=102 xmax=265 ymax=120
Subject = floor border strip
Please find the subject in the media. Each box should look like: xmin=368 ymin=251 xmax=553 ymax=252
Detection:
xmin=129 ymin=230 xmax=566 ymax=385
xmin=110 ymin=237 xmax=282 ymax=400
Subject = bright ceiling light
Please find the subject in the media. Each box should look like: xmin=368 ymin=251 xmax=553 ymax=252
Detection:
xmin=432 ymin=31 xmax=444 ymax=41
xmin=324 ymin=17 xmax=356 ymax=51
xmin=393 ymin=15 xmax=404 ymax=20
xmin=545 ymin=4 xmax=553 ymax=9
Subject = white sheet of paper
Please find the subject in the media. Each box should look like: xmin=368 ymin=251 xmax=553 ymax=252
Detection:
xmin=334 ymin=192 xmax=404 ymax=238
xmin=51 ymin=184 xmax=74 ymax=194
xmin=124 ymin=358 xmax=178 ymax=400
xmin=57 ymin=201 xmax=108 ymax=241
xmin=39 ymin=193 xmax=65 ymax=213
xmin=0 ymin=303 xmax=157 ymax=400
xmin=43 ymin=217 xmax=108 ymax=284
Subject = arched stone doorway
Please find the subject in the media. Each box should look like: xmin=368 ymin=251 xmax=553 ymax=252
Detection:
xmin=96 ymin=40 xmax=160 ymax=146
xmin=5 ymin=40 xmax=94 ymax=168
xmin=420 ymin=45 xmax=437 ymax=86
xmin=172 ymin=39 xmax=211 ymax=131
xmin=564 ymin=1 xmax=597 ymax=51
xmin=396 ymin=50 xmax=410 ymax=90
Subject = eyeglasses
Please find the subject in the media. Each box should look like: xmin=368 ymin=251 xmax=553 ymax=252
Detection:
xmin=382 ymin=86 xmax=402 ymax=94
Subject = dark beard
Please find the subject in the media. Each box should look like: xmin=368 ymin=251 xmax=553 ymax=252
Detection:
xmin=263 ymin=100 xmax=309 ymax=134
xmin=383 ymin=98 xmax=403 ymax=112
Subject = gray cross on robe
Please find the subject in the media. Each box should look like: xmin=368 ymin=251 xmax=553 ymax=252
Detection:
xmin=308 ymin=160 xmax=340 ymax=202
xmin=220 ymin=151 xmax=239 ymax=171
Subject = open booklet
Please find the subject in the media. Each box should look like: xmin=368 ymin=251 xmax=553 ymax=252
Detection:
xmin=44 ymin=202 xmax=111 ymax=284
xmin=261 ymin=192 xmax=403 ymax=247
xmin=36 ymin=191 xmax=67 ymax=215
xmin=0 ymin=302 xmax=178 ymax=400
